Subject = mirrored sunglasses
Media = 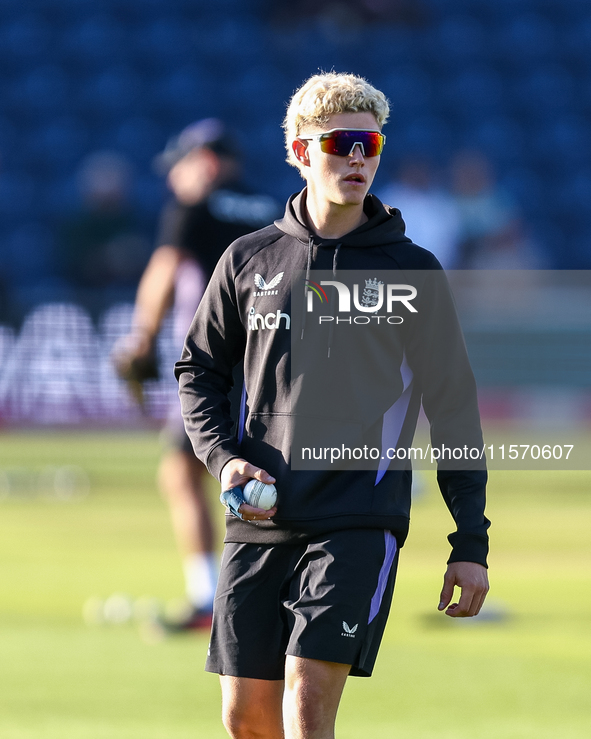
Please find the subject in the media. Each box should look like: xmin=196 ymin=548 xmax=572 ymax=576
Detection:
xmin=298 ymin=128 xmax=385 ymax=157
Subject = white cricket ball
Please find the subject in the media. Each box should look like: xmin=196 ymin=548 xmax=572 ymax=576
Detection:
xmin=242 ymin=479 xmax=277 ymax=510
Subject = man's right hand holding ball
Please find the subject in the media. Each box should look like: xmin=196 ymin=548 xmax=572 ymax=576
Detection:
xmin=220 ymin=458 xmax=277 ymax=522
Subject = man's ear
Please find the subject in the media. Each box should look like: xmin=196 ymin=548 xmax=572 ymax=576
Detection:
xmin=292 ymin=139 xmax=310 ymax=167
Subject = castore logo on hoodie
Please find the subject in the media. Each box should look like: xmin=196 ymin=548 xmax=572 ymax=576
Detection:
xmin=248 ymin=271 xmax=290 ymax=331
xmin=253 ymin=271 xmax=284 ymax=297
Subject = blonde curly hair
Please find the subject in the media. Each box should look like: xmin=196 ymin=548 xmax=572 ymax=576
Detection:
xmin=283 ymin=72 xmax=390 ymax=172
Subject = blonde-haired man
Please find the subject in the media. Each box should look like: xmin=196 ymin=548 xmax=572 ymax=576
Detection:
xmin=283 ymin=72 xmax=390 ymax=171
xmin=176 ymin=73 xmax=490 ymax=738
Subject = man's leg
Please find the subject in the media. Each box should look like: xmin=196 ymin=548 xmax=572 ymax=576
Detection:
xmin=159 ymin=448 xmax=214 ymax=553
xmin=283 ymin=657 xmax=350 ymax=739
xmin=158 ymin=449 xmax=217 ymax=614
xmin=220 ymin=675 xmax=285 ymax=739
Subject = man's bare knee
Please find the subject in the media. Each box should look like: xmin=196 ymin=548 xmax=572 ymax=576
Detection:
xmin=284 ymin=657 xmax=350 ymax=738
xmin=158 ymin=450 xmax=207 ymax=502
xmin=220 ymin=675 xmax=284 ymax=739
xmin=222 ymin=700 xmax=281 ymax=739
xmin=222 ymin=707 xmax=267 ymax=739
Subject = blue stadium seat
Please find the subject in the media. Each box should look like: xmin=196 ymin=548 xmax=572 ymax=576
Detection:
xmin=379 ymin=67 xmax=433 ymax=115
xmin=494 ymin=14 xmax=557 ymax=67
xmin=353 ymin=26 xmax=419 ymax=77
xmin=30 ymin=117 xmax=88 ymax=169
xmin=510 ymin=67 xmax=575 ymax=117
xmin=226 ymin=66 xmax=288 ymax=113
xmin=132 ymin=175 xmax=167 ymax=220
xmin=426 ymin=0 xmax=465 ymax=17
xmin=46 ymin=0 xmax=104 ymax=19
xmin=552 ymin=173 xmax=591 ymax=260
xmin=11 ymin=66 xmax=70 ymax=116
xmin=0 ymin=174 xmax=36 ymax=223
xmin=569 ymin=227 xmax=591 ymax=268
xmin=540 ymin=0 xmax=591 ymax=23
xmin=5 ymin=223 xmax=55 ymax=283
xmin=151 ymin=68 xmax=215 ymax=119
xmin=42 ymin=175 xmax=80 ymax=219
xmin=0 ymin=14 xmax=52 ymax=68
xmin=564 ymin=15 xmax=591 ymax=69
xmin=499 ymin=166 xmax=544 ymax=217
xmin=131 ymin=18 xmax=192 ymax=68
xmin=0 ymin=117 xmax=18 ymax=166
xmin=431 ymin=0 xmax=536 ymax=23
xmin=207 ymin=0 xmax=258 ymax=9
xmin=97 ymin=0 xmax=168 ymax=20
xmin=111 ymin=117 xmax=164 ymax=165
xmin=0 ymin=2 xmax=21 ymax=24
xmin=431 ymin=15 xmax=488 ymax=64
xmin=0 ymin=0 xmax=589 ymax=273
xmin=577 ymin=76 xmax=591 ymax=118
xmin=556 ymin=170 xmax=591 ymax=218
xmin=399 ymin=116 xmax=452 ymax=160
xmin=493 ymin=0 xmax=548 ymax=24
xmin=191 ymin=16 xmax=266 ymax=70
xmin=78 ymin=67 xmax=145 ymax=119
xmin=438 ymin=66 xmax=504 ymax=117
xmin=62 ymin=15 xmax=127 ymax=69
xmin=467 ymin=117 xmax=525 ymax=163
xmin=547 ymin=117 xmax=591 ymax=162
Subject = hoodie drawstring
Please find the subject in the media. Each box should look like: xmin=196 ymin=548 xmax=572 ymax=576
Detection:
xmin=332 ymin=243 xmax=341 ymax=276
xmin=326 ymin=243 xmax=341 ymax=358
xmin=301 ymin=238 xmax=341 ymax=358
xmin=301 ymin=234 xmax=314 ymax=340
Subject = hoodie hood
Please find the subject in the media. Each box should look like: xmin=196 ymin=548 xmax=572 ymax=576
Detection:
xmin=274 ymin=187 xmax=413 ymax=248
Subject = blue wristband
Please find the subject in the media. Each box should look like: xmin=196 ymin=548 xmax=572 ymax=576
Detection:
xmin=220 ymin=486 xmax=246 ymax=520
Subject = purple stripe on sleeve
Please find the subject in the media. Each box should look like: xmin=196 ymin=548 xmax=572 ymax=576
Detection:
xmin=368 ymin=531 xmax=398 ymax=624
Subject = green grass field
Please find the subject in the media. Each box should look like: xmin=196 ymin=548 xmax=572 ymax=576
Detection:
xmin=1 ymin=431 xmax=590 ymax=738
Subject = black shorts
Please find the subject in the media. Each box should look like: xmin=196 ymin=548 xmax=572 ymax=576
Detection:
xmin=205 ymin=528 xmax=399 ymax=680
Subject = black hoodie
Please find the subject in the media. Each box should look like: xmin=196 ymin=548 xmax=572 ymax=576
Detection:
xmin=175 ymin=190 xmax=490 ymax=566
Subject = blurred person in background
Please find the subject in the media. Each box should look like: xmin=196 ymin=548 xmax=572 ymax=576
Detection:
xmin=58 ymin=151 xmax=150 ymax=314
xmin=113 ymin=119 xmax=279 ymax=631
xmin=450 ymin=149 xmax=543 ymax=269
xmin=377 ymin=156 xmax=462 ymax=268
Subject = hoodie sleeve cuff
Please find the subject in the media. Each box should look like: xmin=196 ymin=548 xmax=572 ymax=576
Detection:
xmin=206 ymin=441 xmax=243 ymax=481
xmin=447 ymin=532 xmax=489 ymax=568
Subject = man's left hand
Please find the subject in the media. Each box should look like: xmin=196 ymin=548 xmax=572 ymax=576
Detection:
xmin=438 ymin=561 xmax=489 ymax=618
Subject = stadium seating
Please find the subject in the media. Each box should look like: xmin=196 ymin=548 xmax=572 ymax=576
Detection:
xmin=0 ymin=0 xmax=590 ymax=300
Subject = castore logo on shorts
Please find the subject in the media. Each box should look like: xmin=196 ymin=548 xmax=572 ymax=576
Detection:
xmin=341 ymin=621 xmax=358 ymax=638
